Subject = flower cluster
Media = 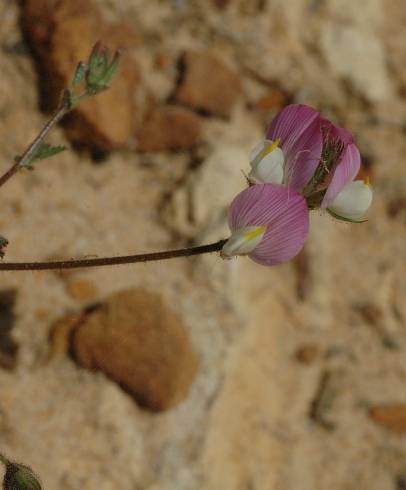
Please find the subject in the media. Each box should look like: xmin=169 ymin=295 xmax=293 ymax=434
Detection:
xmin=221 ymin=104 xmax=373 ymax=266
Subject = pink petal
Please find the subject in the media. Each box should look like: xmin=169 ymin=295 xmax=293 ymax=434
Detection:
xmin=267 ymin=104 xmax=322 ymax=191
xmin=228 ymin=184 xmax=309 ymax=266
xmin=266 ymin=105 xmax=320 ymax=148
xmin=321 ymin=118 xmax=354 ymax=145
xmin=283 ymin=119 xmax=323 ymax=191
xmin=321 ymin=143 xmax=361 ymax=208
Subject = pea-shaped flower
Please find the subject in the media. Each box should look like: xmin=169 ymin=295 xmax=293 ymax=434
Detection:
xmin=248 ymin=104 xmax=322 ymax=191
xmin=221 ymin=183 xmax=309 ymax=266
xmin=249 ymin=104 xmax=373 ymax=221
xmin=318 ymin=122 xmax=372 ymax=221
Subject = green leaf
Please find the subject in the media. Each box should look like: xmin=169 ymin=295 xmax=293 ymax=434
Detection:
xmin=327 ymin=209 xmax=367 ymax=223
xmin=17 ymin=143 xmax=67 ymax=169
xmin=32 ymin=143 xmax=66 ymax=162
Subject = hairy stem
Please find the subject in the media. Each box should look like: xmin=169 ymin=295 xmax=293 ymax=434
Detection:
xmin=0 ymin=102 xmax=68 ymax=189
xmin=0 ymin=240 xmax=227 ymax=271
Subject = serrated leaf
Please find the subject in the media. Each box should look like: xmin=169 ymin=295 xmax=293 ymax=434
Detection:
xmin=35 ymin=143 xmax=66 ymax=160
xmin=29 ymin=143 xmax=66 ymax=165
xmin=327 ymin=209 xmax=367 ymax=223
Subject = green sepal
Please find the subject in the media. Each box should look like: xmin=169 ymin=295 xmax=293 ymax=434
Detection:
xmin=305 ymin=189 xmax=325 ymax=210
xmin=99 ymin=50 xmax=121 ymax=86
xmin=86 ymin=42 xmax=121 ymax=94
xmin=327 ymin=209 xmax=367 ymax=223
xmin=71 ymin=61 xmax=87 ymax=88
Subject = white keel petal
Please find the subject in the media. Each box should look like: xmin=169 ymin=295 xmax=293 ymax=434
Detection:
xmin=328 ymin=180 xmax=373 ymax=220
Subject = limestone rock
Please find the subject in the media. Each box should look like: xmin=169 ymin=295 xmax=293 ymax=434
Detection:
xmin=295 ymin=344 xmax=320 ymax=365
xmin=48 ymin=312 xmax=84 ymax=360
xmin=369 ymin=404 xmax=406 ymax=434
xmin=254 ymin=90 xmax=290 ymax=117
xmin=65 ymin=278 xmax=98 ymax=301
xmin=0 ymin=290 xmax=18 ymax=370
xmin=320 ymin=20 xmax=393 ymax=102
xmin=71 ymin=289 xmax=198 ymax=411
xmin=175 ymin=51 xmax=241 ymax=117
xmin=164 ymin=144 xmax=246 ymax=238
xmin=137 ymin=105 xmax=201 ymax=152
xmin=21 ymin=0 xmax=140 ymax=151
xmin=212 ymin=0 xmax=230 ymax=8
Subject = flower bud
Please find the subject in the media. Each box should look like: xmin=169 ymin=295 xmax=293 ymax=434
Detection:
xmin=0 ymin=235 xmax=8 ymax=259
xmin=3 ymin=461 xmax=42 ymax=490
xmin=86 ymin=42 xmax=121 ymax=94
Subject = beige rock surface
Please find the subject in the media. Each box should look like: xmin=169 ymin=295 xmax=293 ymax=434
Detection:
xmin=0 ymin=0 xmax=405 ymax=489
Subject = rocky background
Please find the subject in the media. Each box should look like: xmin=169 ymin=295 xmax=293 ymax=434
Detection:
xmin=0 ymin=0 xmax=405 ymax=488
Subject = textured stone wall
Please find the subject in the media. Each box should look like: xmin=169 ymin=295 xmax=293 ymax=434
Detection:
xmin=0 ymin=0 xmax=405 ymax=489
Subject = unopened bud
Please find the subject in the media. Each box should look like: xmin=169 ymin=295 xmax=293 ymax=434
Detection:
xmin=86 ymin=41 xmax=121 ymax=94
xmin=0 ymin=235 xmax=8 ymax=259
xmin=3 ymin=461 xmax=42 ymax=490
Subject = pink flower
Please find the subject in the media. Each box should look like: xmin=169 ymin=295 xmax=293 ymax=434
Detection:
xmin=221 ymin=184 xmax=309 ymax=266
xmin=249 ymin=104 xmax=322 ymax=191
xmin=249 ymin=104 xmax=373 ymax=221
xmin=318 ymin=119 xmax=372 ymax=220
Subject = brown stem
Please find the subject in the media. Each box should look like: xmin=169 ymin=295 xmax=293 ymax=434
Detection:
xmin=0 ymin=103 xmax=68 ymax=189
xmin=0 ymin=240 xmax=227 ymax=271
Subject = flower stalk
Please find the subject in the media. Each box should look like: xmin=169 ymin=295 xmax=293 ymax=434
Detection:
xmin=0 ymin=240 xmax=227 ymax=271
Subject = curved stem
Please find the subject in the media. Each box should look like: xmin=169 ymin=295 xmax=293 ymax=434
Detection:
xmin=0 ymin=240 xmax=227 ymax=271
xmin=0 ymin=161 xmax=20 ymax=189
